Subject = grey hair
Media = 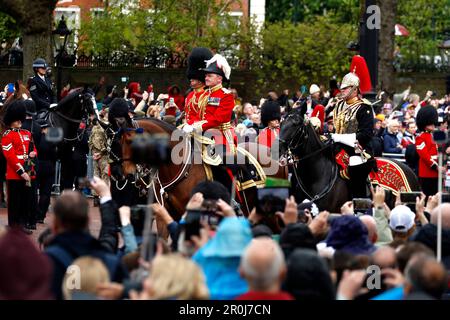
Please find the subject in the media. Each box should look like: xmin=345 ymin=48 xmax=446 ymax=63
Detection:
xmin=240 ymin=239 xmax=285 ymax=291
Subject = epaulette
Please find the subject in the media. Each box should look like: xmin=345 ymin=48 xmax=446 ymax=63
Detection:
xmin=362 ymin=98 xmax=373 ymax=106
xmin=221 ymin=88 xmax=231 ymax=94
xmin=2 ymin=129 xmax=10 ymax=136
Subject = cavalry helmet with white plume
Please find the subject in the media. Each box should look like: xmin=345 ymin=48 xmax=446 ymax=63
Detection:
xmin=202 ymin=54 xmax=231 ymax=81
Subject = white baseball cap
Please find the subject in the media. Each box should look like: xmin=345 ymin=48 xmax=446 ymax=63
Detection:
xmin=389 ymin=205 xmax=415 ymax=233
xmin=309 ymin=84 xmax=320 ymax=95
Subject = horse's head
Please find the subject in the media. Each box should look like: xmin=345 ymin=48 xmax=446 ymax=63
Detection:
xmin=80 ymin=88 xmax=99 ymax=120
xmin=119 ymin=126 xmax=145 ymax=176
xmin=279 ymin=111 xmax=310 ymax=157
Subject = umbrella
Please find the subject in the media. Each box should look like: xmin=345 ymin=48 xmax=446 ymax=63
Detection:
xmin=395 ymin=24 xmax=409 ymax=36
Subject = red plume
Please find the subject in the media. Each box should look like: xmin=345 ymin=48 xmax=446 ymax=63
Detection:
xmin=350 ymin=55 xmax=372 ymax=94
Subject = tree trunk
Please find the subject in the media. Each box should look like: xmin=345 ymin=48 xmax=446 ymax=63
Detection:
xmin=22 ymin=30 xmax=53 ymax=81
xmin=0 ymin=0 xmax=57 ymax=81
xmin=378 ymin=0 xmax=397 ymax=95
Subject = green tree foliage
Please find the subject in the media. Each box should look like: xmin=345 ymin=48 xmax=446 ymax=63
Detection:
xmin=79 ymin=0 xmax=246 ymax=60
xmin=0 ymin=12 xmax=20 ymax=42
xmin=396 ymin=0 xmax=450 ymax=65
xmin=265 ymin=0 xmax=360 ymax=24
xmin=251 ymin=15 xmax=357 ymax=94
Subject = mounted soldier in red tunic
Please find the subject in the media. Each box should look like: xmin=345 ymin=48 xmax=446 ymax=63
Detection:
xmin=182 ymin=53 xmax=237 ymax=157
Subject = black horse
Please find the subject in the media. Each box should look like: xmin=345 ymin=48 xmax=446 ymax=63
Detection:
xmin=44 ymin=88 xmax=97 ymax=190
xmin=279 ymin=111 xmax=421 ymax=212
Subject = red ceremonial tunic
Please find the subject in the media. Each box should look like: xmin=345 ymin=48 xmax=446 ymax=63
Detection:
xmin=201 ymin=84 xmax=237 ymax=153
xmin=2 ymin=128 xmax=37 ymax=180
xmin=415 ymin=131 xmax=438 ymax=178
xmin=257 ymin=127 xmax=280 ymax=149
xmin=185 ymin=87 xmax=207 ymax=125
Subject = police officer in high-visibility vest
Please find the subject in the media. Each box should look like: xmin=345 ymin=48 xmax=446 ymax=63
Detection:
xmin=1 ymin=100 xmax=37 ymax=234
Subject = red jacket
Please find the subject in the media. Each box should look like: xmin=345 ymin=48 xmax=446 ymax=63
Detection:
xmin=236 ymin=291 xmax=294 ymax=300
xmin=2 ymin=128 xmax=37 ymax=180
xmin=202 ymin=85 xmax=237 ymax=152
xmin=416 ymin=131 xmax=438 ymax=178
xmin=185 ymin=88 xmax=206 ymax=124
xmin=257 ymin=127 xmax=280 ymax=149
xmin=311 ymin=104 xmax=325 ymax=133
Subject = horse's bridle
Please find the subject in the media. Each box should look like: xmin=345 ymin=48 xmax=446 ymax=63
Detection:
xmin=280 ymin=112 xmax=338 ymax=202
xmin=48 ymin=93 xmax=96 ymax=142
xmin=279 ymin=113 xmax=311 ymax=160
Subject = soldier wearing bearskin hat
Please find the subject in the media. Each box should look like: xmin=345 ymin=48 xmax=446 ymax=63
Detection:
xmin=415 ymin=105 xmax=441 ymax=196
xmin=1 ymin=100 xmax=38 ymax=234
xmin=184 ymin=47 xmax=213 ymax=125
xmin=331 ymin=56 xmax=376 ymax=198
xmin=257 ymin=100 xmax=281 ymax=149
xmin=183 ymin=53 xmax=237 ymax=156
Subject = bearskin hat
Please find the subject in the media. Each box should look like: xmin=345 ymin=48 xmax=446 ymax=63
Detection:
xmin=107 ymin=98 xmax=131 ymax=128
xmin=3 ymin=100 xmax=27 ymax=126
xmin=261 ymin=100 xmax=281 ymax=127
xmin=416 ymin=105 xmax=438 ymax=131
xmin=187 ymin=47 xmax=213 ymax=82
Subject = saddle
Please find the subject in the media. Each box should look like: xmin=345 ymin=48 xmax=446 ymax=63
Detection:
xmin=191 ymin=133 xmax=266 ymax=191
xmin=334 ymin=148 xmax=413 ymax=195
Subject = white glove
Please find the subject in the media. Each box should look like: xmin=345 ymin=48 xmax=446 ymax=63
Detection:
xmin=49 ymin=103 xmax=58 ymax=109
xmin=331 ymin=133 xmax=357 ymax=147
xmin=183 ymin=124 xmax=194 ymax=134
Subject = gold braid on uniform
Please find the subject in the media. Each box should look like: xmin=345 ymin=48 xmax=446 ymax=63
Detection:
xmin=333 ymin=98 xmax=365 ymax=134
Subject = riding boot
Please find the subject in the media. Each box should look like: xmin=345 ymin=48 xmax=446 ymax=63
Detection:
xmin=348 ymin=162 xmax=372 ymax=199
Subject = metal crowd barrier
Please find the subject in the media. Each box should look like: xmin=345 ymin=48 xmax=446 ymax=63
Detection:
xmin=52 ymin=160 xmax=61 ymax=196
xmin=381 ymin=152 xmax=406 ymax=162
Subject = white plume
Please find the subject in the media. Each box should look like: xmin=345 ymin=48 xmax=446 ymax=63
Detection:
xmin=205 ymin=54 xmax=231 ymax=80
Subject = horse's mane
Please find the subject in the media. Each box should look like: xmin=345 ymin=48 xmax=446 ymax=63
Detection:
xmin=286 ymin=110 xmax=332 ymax=159
xmin=56 ymin=88 xmax=83 ymax=110
xmin=137 ymin=118 xmax=178 ymax=134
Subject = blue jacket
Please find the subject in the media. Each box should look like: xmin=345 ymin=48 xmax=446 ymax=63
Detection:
xmin=46 ymin=231 xmax=128 ymax=300
xmin=383 ymin=131 xmax=402 ymax=154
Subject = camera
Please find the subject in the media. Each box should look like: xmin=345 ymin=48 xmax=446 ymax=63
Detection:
xmin=400 ymin=192 xmax=422 ymax=204
xmin=352 ymin=198 xmax=372 ymax=213
xmin=121 ymin=76 xmax=129 ymax=83
xmin=130 ymin=132 xmax=171 ymax=168
xmin=256 ymin=186 xmax=289 ymax=216
xmin=130 ymin=204 xmax=149 ymax=236
xmin=45 ymin=127 xmax=64 ymax=143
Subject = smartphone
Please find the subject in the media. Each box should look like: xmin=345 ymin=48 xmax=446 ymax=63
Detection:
xmin=352 ymin=198 xmax=372 ymax=212
xmin=400 ymin=192 xmax=422 ymax=203
xmin=121 ymin=77 xmax=129 ymax=83
xmin=442 ymin=193 xmax=450 ymax=203
xmin=183 ymin=210 xmax=202 ymax=240
xmin=256 ymin=187 xmax=289 ymax=216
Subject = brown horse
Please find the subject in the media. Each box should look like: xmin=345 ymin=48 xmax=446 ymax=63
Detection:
xmin=117 ymin=118 xmax=287 ymax=220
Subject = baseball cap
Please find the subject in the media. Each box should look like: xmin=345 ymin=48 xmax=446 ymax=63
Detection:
xmin=389 ymin=205 xmax=415 ymax=233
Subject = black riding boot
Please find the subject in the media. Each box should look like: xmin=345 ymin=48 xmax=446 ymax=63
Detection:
xmin=348 ymin=162 xmax=372 ymax=199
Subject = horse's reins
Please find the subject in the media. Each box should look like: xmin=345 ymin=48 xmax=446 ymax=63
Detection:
xmin=282 ymin=115 xmax=338 ymax=202
xmin=48 ymin=93 xmax=92 ymax=142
